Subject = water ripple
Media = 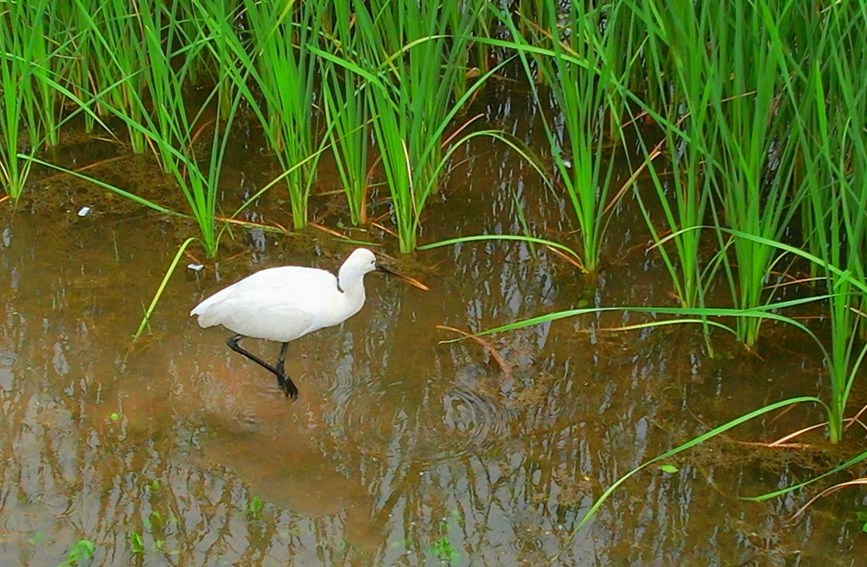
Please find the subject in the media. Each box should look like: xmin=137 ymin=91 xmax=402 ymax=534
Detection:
xmin=340 ymin=364 xmax=508 ymax=466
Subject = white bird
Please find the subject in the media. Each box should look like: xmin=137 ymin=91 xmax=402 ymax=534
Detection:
xmin=190 ymin=248 xmax=426 ymax=399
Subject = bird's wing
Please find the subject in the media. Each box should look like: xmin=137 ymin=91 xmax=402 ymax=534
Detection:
xmin=191 ymin=266 xmax=336 ymax=341
xmin=247 ymin=267 xmax=338 ymax=298
xmin=197 ymin=294 xmax=320 ymax=342
xmin=190 ymin=284 xmax=235 ymax=318
xmin=191 ymin=267 xmax=327 ymax=318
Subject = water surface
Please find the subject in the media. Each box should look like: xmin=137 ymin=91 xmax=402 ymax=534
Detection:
xmin=0 ymin=108 xmax=863 ymax=567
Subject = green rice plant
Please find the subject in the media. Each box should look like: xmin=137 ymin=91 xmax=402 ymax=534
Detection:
xmin=626 ymin=0 xmax=716 ymax=309
xmin=0 ymin=0 xmax=51 ymax=201
xmin=137 ymin=0 xmax=194 ymax=172
xmin=607 ymin=2 xmax=661 ymax=117
xmin=729 ymin=0 xmax=867 ymax=442
xmin=41 ymin=0 xmax=305 ymax=259
xmin=441 ymin=0 xmax=491 ymax=103
xmin=187 ymin=0 xmax=242 ymax=122
xmin=787 ymin=4 xmax=831 ymax=284
xmin=48 ymin=1 xmax=98 ymax=133
xmin=58 ymin=539 xmax=96 ymax=567
xmin=725 ymin=233 xmax=867 ymax=445
xmin=419 ymin=234 xmax=583 ymax=266
xmin=320 ymin=0 xmax=370 ymax=225
xmin=0 ymin=54 xmax=34 ymax=202
xmin=349 ymin=0 xmax=487 ymax=252
xmin=194 ymin=0 xmax=344 ymax=235
xmin=135 ymin=237 xmax=197 ymax=339
xmin=24 ymin=0 xmax=64 ymax=148
xmin=544 ymin=395 xmax=822 ymax=561
xmin=703 ymin=0 xmax=800 ymax=347
xmin=600 ymin=3 xmax=647 ymax=138
xmin=51 ymin=0 xmax=151 ymax=137
xmin=814 ymin=74 xmax=867 ymax=444
xmin=650 ymin=220 xmax=867 ymax=447
xmin=0 ymin=0 xmax=73 ymax=150
xmin=805 ymin=2 xmax=867 ymax=335
xmin=322 ymin=64 xmax=370 ymax=226
xmin=451 ymin=255 xmax=864 ymax=445
xmin=243 ymin=0 xmax=324 ymax=230
xmin=84 ymin=0 xmax=248 ymax=258
xmin=497 ymin=2 xmax=628 ymax=273
xmin=171 ymin=0 xmax=223 ymax=84
xmin=785 ymin=5 xmax=867 ymax=444
xmin=138 ymin=3 xmax=215 ymax=243
xmin=463 ymin=0 xmax=495 ymax=92
xmin=2 ymin=0 xmax=124 ymax=172
xmin=72 ymin=0 xmax=150 ymax=153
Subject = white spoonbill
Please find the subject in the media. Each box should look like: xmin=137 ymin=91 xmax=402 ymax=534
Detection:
xmin=190 ymin=248 xmax=427 ymax=399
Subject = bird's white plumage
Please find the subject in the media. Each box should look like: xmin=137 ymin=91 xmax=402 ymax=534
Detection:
xmin=190 ymin=248 xmax=379 ymax=342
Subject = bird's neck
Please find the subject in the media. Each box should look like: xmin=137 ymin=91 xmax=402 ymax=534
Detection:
xmin=336 ymin=269 xmax=366 ymax=301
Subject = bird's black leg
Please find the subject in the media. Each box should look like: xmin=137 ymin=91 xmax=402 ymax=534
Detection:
xmin=226 ymin=335 xmax=298 ymax=400
xmin=273 ymin=342 xmax=297 ymax=399
xmin=276 ymin=342 xmax=289 ymax=375
xmin=226 ymin=334 xmax=287 ymax=391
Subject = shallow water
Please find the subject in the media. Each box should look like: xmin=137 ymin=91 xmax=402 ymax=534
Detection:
xmin=1 ymin=109 xmax=865 ymax=566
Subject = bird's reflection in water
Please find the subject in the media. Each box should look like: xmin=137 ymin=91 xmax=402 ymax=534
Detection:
xmin=195 ymin=367 xmax=385 ymax=554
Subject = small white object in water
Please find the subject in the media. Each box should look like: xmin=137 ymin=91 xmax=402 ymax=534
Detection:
xmin=77 ymin=206 xmax=91 ymax=217
xmin=187 ymin=263 xmax=204 ymax=273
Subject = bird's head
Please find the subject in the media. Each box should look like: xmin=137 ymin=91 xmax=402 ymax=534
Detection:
xmin=342 ymin=248 xmax=378 ymax=276
xmin=340 ymin=248 xmax=429 ymax=290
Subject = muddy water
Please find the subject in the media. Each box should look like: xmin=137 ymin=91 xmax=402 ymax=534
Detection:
xmin=1 ymin=121 xmax=865 ymax=565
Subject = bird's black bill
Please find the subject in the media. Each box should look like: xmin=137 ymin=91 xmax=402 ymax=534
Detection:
xmin=375 ymin=263 xmax=430 ymax=291
xmin=226 ymin=335 xmax=299 ymax=400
